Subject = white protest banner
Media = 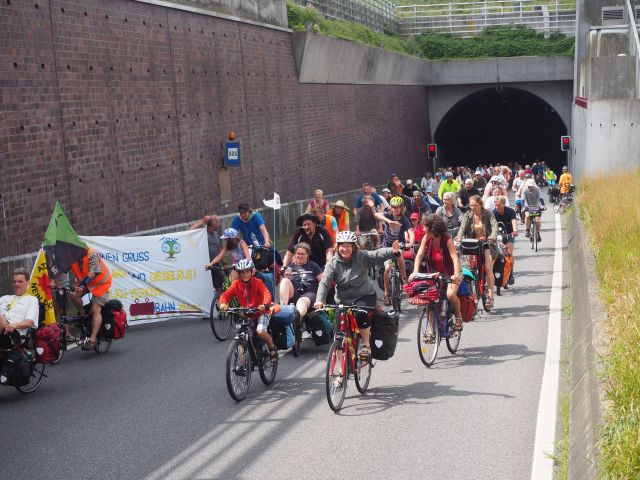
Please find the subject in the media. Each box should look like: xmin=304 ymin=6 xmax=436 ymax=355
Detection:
xmin=80 ymin=229 xmax=213 ymax=323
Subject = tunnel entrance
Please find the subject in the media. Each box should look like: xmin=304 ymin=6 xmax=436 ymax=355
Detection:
xmin=434 ymin=87 xmax=568 ymax=173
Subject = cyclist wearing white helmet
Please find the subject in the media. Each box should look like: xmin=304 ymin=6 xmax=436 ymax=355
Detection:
xmin=375 ymin=197 xmax=414 ymax=305
xmin=205 ymin=227 xmax=251 ymax=282
xmin=315 ymin=231 xmax=402 ymax=360
xmin=219 ymin=259 xmax=278 ymax=362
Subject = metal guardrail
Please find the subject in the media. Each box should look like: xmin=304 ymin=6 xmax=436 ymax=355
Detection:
xmin=626 ymin=0 xmax=640 ymax=96
xmin=293 ymin=0 xmax=398 ymax=33
xmin=396 ymin=0 xmax=576 ymax=37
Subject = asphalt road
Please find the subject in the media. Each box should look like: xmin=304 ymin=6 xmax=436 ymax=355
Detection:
xmin=2 ymin=209 xmax=563 ymax=480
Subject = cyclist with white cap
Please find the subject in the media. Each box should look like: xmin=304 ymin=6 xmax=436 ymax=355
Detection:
xmin=205 ymin=227 xmax=251 ymax=282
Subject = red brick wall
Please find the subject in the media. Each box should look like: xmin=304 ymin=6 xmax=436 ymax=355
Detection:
xmin=0 ymin=0 xmax=428 ymax=258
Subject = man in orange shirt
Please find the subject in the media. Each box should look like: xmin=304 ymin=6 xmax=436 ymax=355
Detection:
xmin=558 ymin=166 xmax=573 ymax=196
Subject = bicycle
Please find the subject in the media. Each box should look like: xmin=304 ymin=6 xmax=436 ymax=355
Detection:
xmin=554 ymin=185 xmax=575 ymax=215
xmin=358 ymin=232 xmax=382 ymax=281
xmin=527 ymin=207 xmax=542 ymax=252
xmin=495 ymin=223 xmax=514 ymax=296
xmin=224 ymin=307 xmax=278 ymax=401
xmin=322 ymin=304 xmax=377 ymax=412
xmin=0 ymin=331 xmax=47 ymax=393
xmin=387 ymin=243 xmax=412 ymax=313
xmin=283 ymin=269 xmax=318 ymax=357
xmin=206 ymin=265 xmax=240 ymax=341
xmin=53 ymin=287 xmax=113 ymax=356
xmin=459 ymin=238 xmax=492 ymax=313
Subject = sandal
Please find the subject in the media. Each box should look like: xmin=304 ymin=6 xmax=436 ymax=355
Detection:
xmin=425 ymin=332 xmax=436 ymax=343
xmin=333 ymin=375 xmax=344 ymax=388
xmin=383 ymin=296 xmax=391 ymax=306
xmin=486 ymin=297 xmax=494 ymax=309
xmin=269 ymin=347 xmax=279 ymax=363
xmin=454 ymin=317 xmax=463 ymax=332
xmin=359 ymin=346 xmax=371 ymax=361
xmin=81 ymin=339 xmax=96 ymax=351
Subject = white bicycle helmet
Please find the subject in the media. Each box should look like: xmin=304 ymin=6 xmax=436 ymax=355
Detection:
xmin=235 ymin=259 xmax=254 ymax=271
xmin=221 ymin=227 xmax=239 ymax=239
xmin=336 ymin=230 xmax=358 ymax=244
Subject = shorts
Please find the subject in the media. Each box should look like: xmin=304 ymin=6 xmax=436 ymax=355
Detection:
xmin=256 ymin=314 xmax=270 ymax=334
xmin=90 ymin=292 xmax=110 ymax=307
xmin=293 ymin=291 xmax=317 ymax=304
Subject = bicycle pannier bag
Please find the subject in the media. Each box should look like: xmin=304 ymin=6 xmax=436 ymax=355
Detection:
xmin=34 ymin=323 xmax=62 ymax=364
xmin=271 ymin=322 xmax=295 ymax=350
xmin=102 ymin=300 xmax=127 ymax=340
xmin=404 ymin=280 xmax=439 ymax=305
xmin=306 ymin=310 xmax=333 ymax=345
xmin=460 ymin=238 xmax=482 ymax=256
xmin=271 ymin=305 xmax=296 ymax=327
xmin=548 ymin=185 xmax=560 ymax=203
xmin=0 ymin=350 xmax=33 ymax=386
xmin=457 ymin=281 xmax=477 ymax=323
xmin=371 ymin=311 xmax=399 ymax=360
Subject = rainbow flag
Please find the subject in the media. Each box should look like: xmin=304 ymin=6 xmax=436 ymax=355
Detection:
xmin=29 ymin=248 xmax=56 ymax=325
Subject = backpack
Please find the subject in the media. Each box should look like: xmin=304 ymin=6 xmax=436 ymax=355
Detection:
xmin=102 ymin=300 xmax=127 ymax=340
xmin=271 ymin=305 xmax=297 ymax=327
xmin=306 ymin=310 xmax=333 ymax=345
xmin=0 ymin=350 xmax=34 ymax=387
xmin=34 ymin=323 xmax=62 ymax=364
xmin=370 ymin=311 xmax=399 ymax=360
xmin=271 ymin=322 xmax=295 ymax=350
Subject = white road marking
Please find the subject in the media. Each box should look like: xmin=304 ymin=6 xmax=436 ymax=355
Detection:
xmin=530 ymin=212 xmax=563 ymax=479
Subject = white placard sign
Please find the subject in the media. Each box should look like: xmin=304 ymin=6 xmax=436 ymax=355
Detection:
xmin=80 ymin=229 xmax=213 ymax=322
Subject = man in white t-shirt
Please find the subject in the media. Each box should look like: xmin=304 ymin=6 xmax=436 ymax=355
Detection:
xmin=0 ymin=268 xmax=39 ymax=347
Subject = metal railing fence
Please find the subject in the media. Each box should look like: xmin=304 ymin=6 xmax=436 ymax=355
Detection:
xmin=293 ymin=0 xmax=398 ymax=33
xmin=395 ymin=0 xmax=576 ymax=37
xmin=626 ymin=0 xmax=640 ymax=97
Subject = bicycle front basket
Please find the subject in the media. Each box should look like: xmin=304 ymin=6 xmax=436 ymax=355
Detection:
xmin=460 ymin=238 xmax=482 ymax=256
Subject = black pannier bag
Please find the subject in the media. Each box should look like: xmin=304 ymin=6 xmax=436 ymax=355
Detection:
xmin=1 ymin=350 xmax=34 ymax=387
xmin=370 ymin=310 xmax=399 ymax=360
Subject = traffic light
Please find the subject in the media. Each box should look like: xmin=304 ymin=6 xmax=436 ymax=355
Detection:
xmin=427 ymin=143 xmax=437 ymax=158
xmin=560 ymin=135 xmax=571 ymax=151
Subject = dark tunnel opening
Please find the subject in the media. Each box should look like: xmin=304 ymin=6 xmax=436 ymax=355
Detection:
xmin=434 ymin=86 xmax=568 ymax=173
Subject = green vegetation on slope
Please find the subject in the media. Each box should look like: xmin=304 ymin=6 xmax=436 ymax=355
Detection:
xmin=578 ymin=169 xmax=640 ymax=479
xmin=287 ymin=3 xmax=573 ymax=59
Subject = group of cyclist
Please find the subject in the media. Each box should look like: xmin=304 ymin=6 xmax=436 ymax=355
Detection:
xmin=205 ymin=162 xmax=574 ymax=361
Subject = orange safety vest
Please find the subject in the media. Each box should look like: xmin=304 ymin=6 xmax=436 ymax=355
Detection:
xmin=329 ymin=208 xmax=350 ymax=232
xmin=70 ymin=247 xmax=112 ymax=297
xmin=323 ymin=215 xmax=337 ymax=244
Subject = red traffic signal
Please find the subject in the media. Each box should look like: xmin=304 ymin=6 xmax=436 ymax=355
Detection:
xmin=560 ymin=135 xmax=571 ymax=151
xmin=427 ymin=143 xmax=437 ymax=158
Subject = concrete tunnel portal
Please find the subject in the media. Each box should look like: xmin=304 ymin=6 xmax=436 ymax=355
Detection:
xmin=434 ymin=86 xmax=568 ymax=173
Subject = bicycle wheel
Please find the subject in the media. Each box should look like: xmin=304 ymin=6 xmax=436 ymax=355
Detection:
xmin=226 ymin=338 xmax=251 ymax=401
xmin=325 ymin=339 xmax=348 ymax=412
xmin=259 ymin=343 xmax=278 ymax=385
xmin=16 ymin=362 xmax=46 ymax=394
xmin=210 ymin=298 xmax=234 ymax=341
xmin=445 ymin=314 xmax=461 ymax=354
xmin=391 ymin=274 xmax=402 ymax=313
xmin=533 ymin=222 xmax=538 ymax=252
xmin=354 ymin=344 xmax=372 ymax=394
xmin=417 ymin=306 xmax=440 ymax=367
xmin=94 ymin=335 xmax=112 ymax=354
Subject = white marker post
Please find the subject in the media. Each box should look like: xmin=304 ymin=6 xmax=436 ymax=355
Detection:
xmin=263 ymin=193 xmax=281 ymax=296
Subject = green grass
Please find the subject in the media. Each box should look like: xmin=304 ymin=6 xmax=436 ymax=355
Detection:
xmin=578 ymin=168 xmax=640 ymax=479
xmin=287 ymin=3 xmax=573 ymax=60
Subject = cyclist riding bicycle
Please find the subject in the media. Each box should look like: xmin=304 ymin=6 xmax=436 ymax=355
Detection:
xmin=374 ymin=196 xmax=414 ymax=306
xmin=544 ymin=167 xmax=557 ymax=186
xmin=219 ymin=259 xmax=278 ymax=362
xmin=205 ymin=228 xmax=251 ymax=283
xmin=69 ymin=247 xmax=112 ymax=351
xmin=523 ymin=179 xmax=546 ymax=242
xmin=278 ymin=242 xmax=323 ymax=320
xmin=493 ymin=196 xmax=518 ymax=285
xmin=0 ymin=268 xmax=39 ymax=349
xmin=409 ymin=214 xmax=463 ymax=332
xmin=314 ymin=231 xmax=402 ymax=361
xmin=558 ymin=166 xmax=573 ymax=197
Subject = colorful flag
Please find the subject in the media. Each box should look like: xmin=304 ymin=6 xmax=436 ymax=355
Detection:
xmin=29 ymin=248 xmax=56 ymax=325
xmin=42 ymin=202 xmax=87 ymax=276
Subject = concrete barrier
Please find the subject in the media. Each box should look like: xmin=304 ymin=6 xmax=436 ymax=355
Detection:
xmin=567 ymin=204 xmax=605 ymax=479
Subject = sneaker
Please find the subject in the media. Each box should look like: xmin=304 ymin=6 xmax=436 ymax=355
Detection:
xmin=525 ymin=231 xmax=531 ymax=238
xmin=536 ymin=234 xmax=542 ymax=242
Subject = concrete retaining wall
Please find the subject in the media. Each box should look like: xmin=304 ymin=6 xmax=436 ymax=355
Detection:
xmin=571 ymin=98 xmax=640 ymax=179
xmin=567 ymin=205 xmax=606 ymax=479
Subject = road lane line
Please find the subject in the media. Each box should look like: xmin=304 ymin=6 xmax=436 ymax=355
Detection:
xmin=530 ymin=211 xmax=563 ymax=479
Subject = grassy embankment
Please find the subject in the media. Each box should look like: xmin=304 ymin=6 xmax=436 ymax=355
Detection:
xmin=578 ymin=169 xmax=640 ymax=479
xmin=286 ymin=2 xmax=574 ymax=59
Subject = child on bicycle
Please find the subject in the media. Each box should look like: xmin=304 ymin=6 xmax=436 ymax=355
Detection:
xmin=218 ymin=259 xmax=278 ymax=362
